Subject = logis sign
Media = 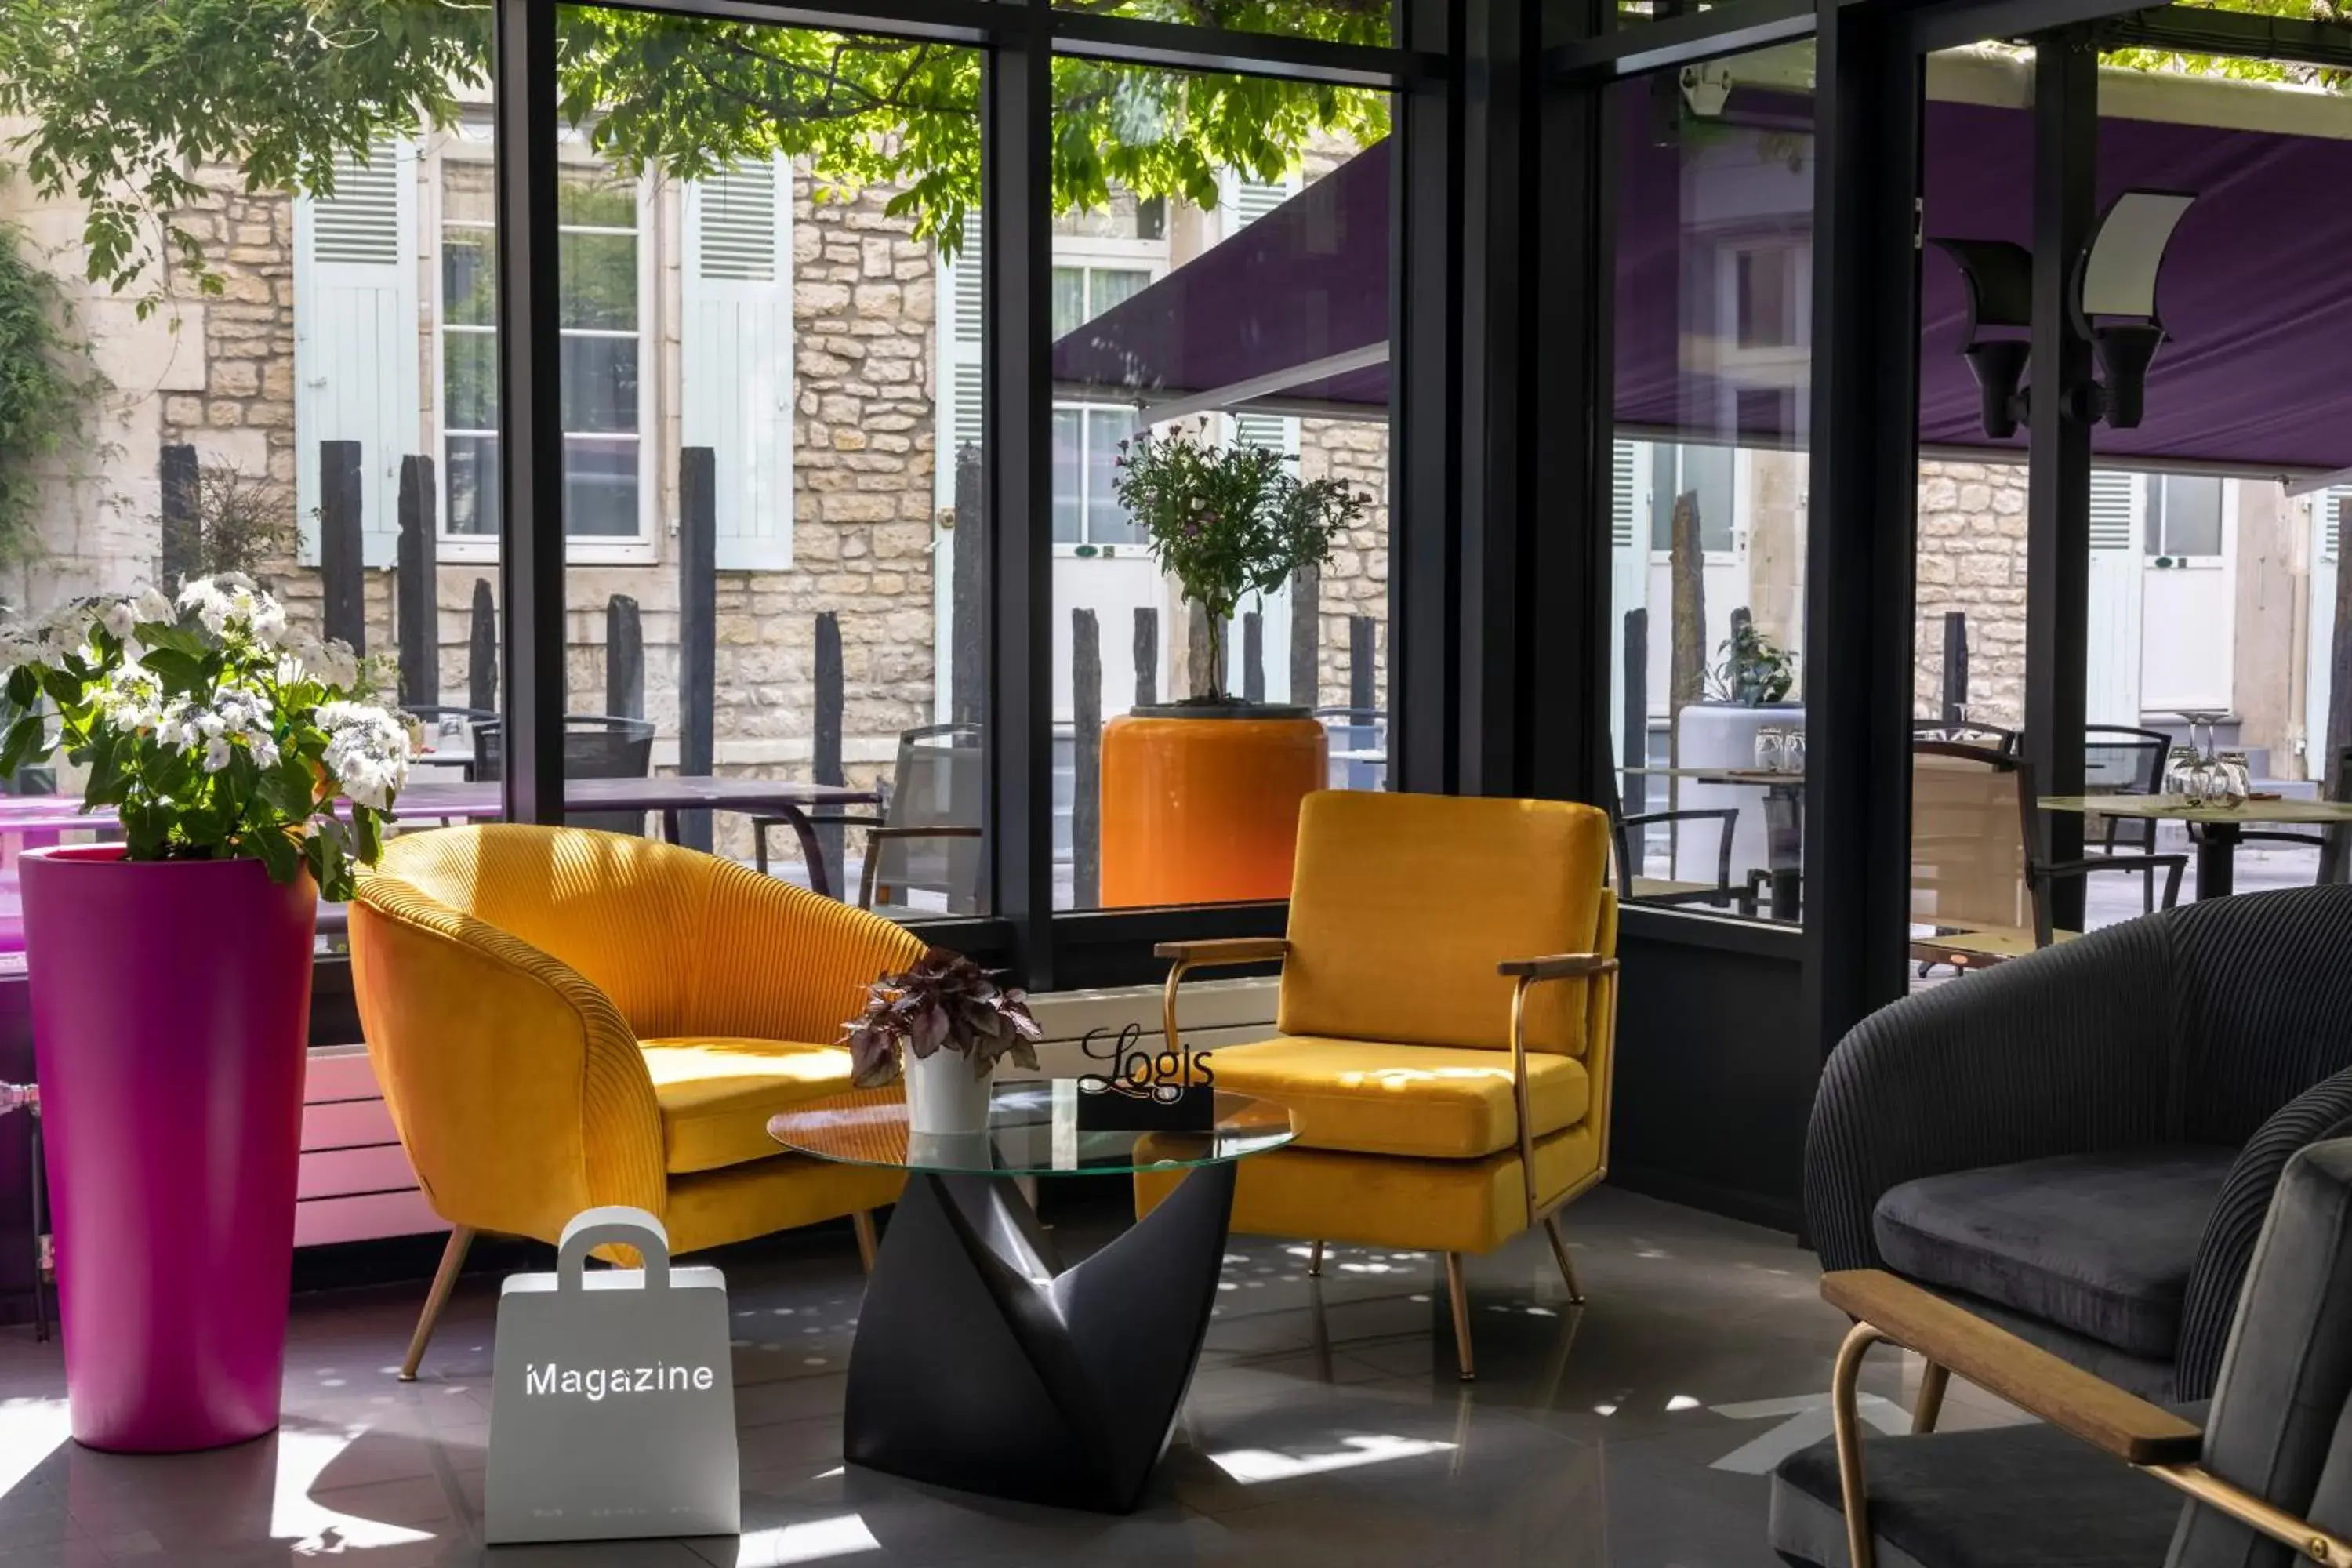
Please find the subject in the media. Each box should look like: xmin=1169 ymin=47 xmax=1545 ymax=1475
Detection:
xmin=486 ymin=1207 xmax=741 ymax=1544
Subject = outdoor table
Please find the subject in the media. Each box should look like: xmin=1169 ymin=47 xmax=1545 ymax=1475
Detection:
xmin=1624 ymin=765 xmax=1806 ymax=920
xmin=2040 ymin=794 xmax=2352 ymax=900
xmin=0 ymin=775 xmax=887 ymax=901
xmin=768 ymin=1080 xmax=1295 ymax=1512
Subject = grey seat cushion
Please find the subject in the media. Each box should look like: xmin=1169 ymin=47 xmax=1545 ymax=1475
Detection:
xmin=1770 ymin=1421 xmax=2187 ymax=1568
xmin=1873 ymin=1148 xmax=2237 ymax=1361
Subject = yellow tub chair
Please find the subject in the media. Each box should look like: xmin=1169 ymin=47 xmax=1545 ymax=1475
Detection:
xmin=348 ymin=824 xmax=923 ymax=1379
xmin=1143 ymin=790 xmax=1620 ymax=1380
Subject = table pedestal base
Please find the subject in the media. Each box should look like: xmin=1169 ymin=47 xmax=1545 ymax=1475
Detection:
xmin=844 ymin=1163 xmax=1234 ymax=1513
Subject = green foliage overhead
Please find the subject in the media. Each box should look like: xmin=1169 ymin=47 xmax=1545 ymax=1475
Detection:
xmin=2103 ymin=0 xmax=2352 ymax=86
xmin=0 ymin=1 xmax=1389 ymax=307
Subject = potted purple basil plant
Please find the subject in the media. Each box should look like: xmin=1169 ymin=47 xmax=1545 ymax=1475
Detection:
xmin=844 ymin=949 xmax=1041 ymax=1134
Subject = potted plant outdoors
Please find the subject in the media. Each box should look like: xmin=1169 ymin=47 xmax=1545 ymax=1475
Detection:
xmin=0 ymin=575 xmax=412 ymax=1453
xmin=1098 ymin=423 xmax=1370 ymax=907
xmin=845 ymin=949 xmax=1042 ymax=1141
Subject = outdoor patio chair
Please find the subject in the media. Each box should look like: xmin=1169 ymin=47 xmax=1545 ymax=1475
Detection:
xmin=1909 ymin=717 xmax=2020 ymax=753
xmin=2085 ymin=723 xmax=2176 ymax=913
xmin=1145 ymin=790 xmax=1619 ymax=1381
xmin=1806 ymin=883 xmax=2352 ymax=1405
xmin=1605 ymin=770 xmax=1751 ymax=913
xmin=348 ymin=825 xmax=920 ymax=1380
xmin=1770 ymin=1136 xmax=2352 ymax=1568
xmin=470 ymin=713 xmax=655 ymax=837
xmin=753 ymin=723 xmax=985 ymax=913
xmin=1908 ymin=739 xmax=2184 ymax=971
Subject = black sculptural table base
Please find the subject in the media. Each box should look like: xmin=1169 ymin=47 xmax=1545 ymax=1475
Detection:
xmin=844 ymin=1162 xmax=1235 ymax=1513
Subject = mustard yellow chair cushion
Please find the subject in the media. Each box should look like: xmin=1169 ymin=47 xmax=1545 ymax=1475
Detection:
xmin=1140 ymin=1124 xmax=1601 ymax=1258
xmin=1207 ymin=1036 xmax=1591 ymax=1160
xmin=640 ymin=1037 xmax=862 ymax=1174
xmin=1278 ymin=792 xmax=1607 ymax=1058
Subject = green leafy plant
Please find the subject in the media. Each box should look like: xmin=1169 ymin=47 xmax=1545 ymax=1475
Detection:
xmin=1111 ymin=422 xmax=1368 ymax=704
xmin=0 ymin=575 xmax=413 ymax=899
xmin=0 ymin=223 xmax=106 ymax=563
xmin=1706 ymin=622 xmax=1797 ymax=706
xmin=160 ymin=463 xmax=299 ymax=583
xmin=844 ymin=949 xmax=1042 ymax=1088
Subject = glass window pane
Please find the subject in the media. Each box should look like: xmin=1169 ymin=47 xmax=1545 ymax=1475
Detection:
xmin=443 ymin=330 xmax=499 ymax=431
xmin=557 ymin=165 xmax=636 ymax=229
xmin=562 ymin=437 xmax=639 ymax=537
xmin=444 ymin=160 xmax=496 ymax=225
xmin=559 ymin=231 xmax=636 ymax=330
xmin=560 ymin=336 xmax=638 ymax=433
xmin=1088 ymin=268 xmax=1149 ymax=320
xmin=1052 ymin=267 xmax=1087 ymax=339
xmin=2164 ymin=475 xmax=2224 ymax=557
xmin=446 ymin=434 xmax=502 ymax=537
xmin=1086 ymin=411 xmax=1138 ymax=546
xmin=1053 ymin=409 xmax=1084 ymax=544
xmin=442 ymin=227 xmax=496 ymax=326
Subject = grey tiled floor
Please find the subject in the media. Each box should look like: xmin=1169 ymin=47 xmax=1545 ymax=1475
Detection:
xmin=0 ymin=1188 xmax=2015 ymax=1566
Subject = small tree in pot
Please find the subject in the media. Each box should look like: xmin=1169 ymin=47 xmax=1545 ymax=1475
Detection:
xmin=1112 ymin=421 xmax=1369 ymax=706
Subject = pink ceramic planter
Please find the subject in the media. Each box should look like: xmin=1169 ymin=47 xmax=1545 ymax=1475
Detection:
xmin=20 ymin=846 xmax=316 ymax=1452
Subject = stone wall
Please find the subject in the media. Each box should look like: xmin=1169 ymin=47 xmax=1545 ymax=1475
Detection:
xmin=1914 ymin=457 xmax=2030 ymax=731
xmin=1298 ymin=418 xmax=1389 ymax=712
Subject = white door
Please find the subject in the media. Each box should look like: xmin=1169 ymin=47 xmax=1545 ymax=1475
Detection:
xmin=2140 ymin=474 xmax=2237 ymax=715
xmin=2309 ymin=490 xmax=2344 ymax=763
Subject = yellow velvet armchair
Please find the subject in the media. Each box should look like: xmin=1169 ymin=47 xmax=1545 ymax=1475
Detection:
xmin=1142 ymin=790 xmax=1620 ymax=1380
xmin=348 ymin=824 xmax=924 ymax=1378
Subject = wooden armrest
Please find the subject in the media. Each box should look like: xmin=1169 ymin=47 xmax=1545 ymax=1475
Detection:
xmin=1498 ymin=953 xmax=1620 ymax=982
xmin=1155 ymin=938 xmax=1291 ymax=966
xmin=1822 ymin=1270 xmax=2202 ymax=1465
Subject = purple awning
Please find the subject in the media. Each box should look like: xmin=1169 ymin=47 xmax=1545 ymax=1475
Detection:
xmin=1051 ymin=93 xmax=2352 ymax=477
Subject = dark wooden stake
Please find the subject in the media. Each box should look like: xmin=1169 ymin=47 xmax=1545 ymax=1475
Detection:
xmin=678 ymin=446 xmax=717 ymax=851
xmin=319 ymin=439 xmax=365 ymax=652
xmin=1134 ymin=608 xmax=1158 ymax=709
xmin=1940 ymin=611 xmax=1969 ymax=723
xmin=1290 ymin=561 xmax=1319 ymax=709
xmin=397 ymin=455 xmax=437 ymax=708
xmin=951 ymin=443 xmax=986 ymax=728
xmin=467 ymin=579 xmax=497 ymax=713
xmin=1242 ymin=611 xmax=1265 ymax=705
xmin=1348 ymin=615 xmax=1375 ymax=716
xmin=1623 ymin=606 xmax=1649 ymax=776
xmin=1073 ymin=608 xmax=1101 ymax=907
xmin=815 ymin=610 xmax=844 ymax=884
xmin=158 ymin=444 xmax=199 ymax=590
xmin=606 ymin=594 xmax=644 ymax=720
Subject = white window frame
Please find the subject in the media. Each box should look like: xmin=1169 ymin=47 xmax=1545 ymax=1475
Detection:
xmin=430 ymin=127 xmax=659 ymax=566
xmin=1051 ymin=234 xmax=1167 ymax=557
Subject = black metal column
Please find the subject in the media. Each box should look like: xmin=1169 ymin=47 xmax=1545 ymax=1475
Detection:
xmin=1803 ymin=1 xmax=1924 ymax=1065
xmin=1391 ymin=0 xmax=1461 ymax=796
xmin=2025 ymin=34 xmax=2099 ymax=931
xmin=492 ymin=0 xmax=566 ymax=826
xmin=986 ymin=9 xmax=1054 ymax=980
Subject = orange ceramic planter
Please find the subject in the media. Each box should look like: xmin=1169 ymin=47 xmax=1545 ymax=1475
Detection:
xmin=1100 ymin=710 xmax=1329 ymax=907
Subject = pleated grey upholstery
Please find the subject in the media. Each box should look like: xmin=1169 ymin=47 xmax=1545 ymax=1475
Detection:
xmin=1806 ymin=886 xmax=2352 ymax=1400
xmin=1773 ymin=1138 xmax=2352 ymax=1567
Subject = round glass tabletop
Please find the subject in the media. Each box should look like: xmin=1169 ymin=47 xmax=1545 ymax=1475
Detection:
xmin=767 ymin=1080 xmax=1295 ymax=1178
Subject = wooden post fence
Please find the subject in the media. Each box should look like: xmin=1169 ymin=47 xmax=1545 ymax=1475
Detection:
xmin=396 ymin=455 xmax=437 ymax=708
xmin=951 ymin=444 xmax=986 ymax=728
xmin=1290 ymin=562 xmax=1319 ymax=709
xmin=158 ymin=444 xmax=199 ymax=590
xmin=1348 ymin=615 xmax=1376 ymax=717
xmin=1134 ymin=608 xmax=1158 ymax=708
xmin=1242 ymin=611 xmax=1265 ymax=704
xmin=319 ymin=440 xmax=365 ymax=652
xmin=814 ymin=611 xmax=844 ymax=884
xmin=678 ymin=446 xmax=717 ymax=851
xmin=1941 ymin=611 xmax=1969 ymax=723
xmin=1072 ymin=608 xmax=1102 ymax=907
xmin=1623 ymin=607 xmax=1649 ymax=778
xmin=606 ymin=595 xmax=644 ymax=720
xmin=467 ymin=579 xmax=496 ymax=713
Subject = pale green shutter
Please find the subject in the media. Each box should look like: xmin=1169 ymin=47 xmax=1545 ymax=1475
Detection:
xmin=935 ymin=210 xmax=985 ymax=514
xmin=2085 ymin=470 xmax=2145 ymax=726
xmin=683 ymin=156 xmax=793 ymax=571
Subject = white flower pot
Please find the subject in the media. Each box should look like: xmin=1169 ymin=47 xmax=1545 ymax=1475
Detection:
xmin=904 ymin=1049 xmax=994 ymax=1135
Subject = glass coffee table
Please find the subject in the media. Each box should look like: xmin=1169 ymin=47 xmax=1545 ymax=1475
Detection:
xmin=768 ymin=1080 xmax=1294 ymax=1513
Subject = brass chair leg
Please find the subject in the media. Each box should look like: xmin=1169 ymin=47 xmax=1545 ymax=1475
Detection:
xmin=399 ymin=1226 xmax=476 ymax=1383
xmin=1912 ymin=1359 xmax=1950 ymax=1434
xmin=1308 ymin=1239 xmax=1325 ymax=1278
xmin=1444 ymin=1252 xmax=1476 ymax=1382
xmin=1831 ymin=1320 xmax=1889 ymax=1568
xmin=1542 ymin=1213 xmax=1585 ymax=1305
xmin=853 ymin=1210 xmax=879 ymax=1274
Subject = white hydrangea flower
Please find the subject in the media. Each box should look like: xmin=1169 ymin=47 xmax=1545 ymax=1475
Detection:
xmin=318 ymin=701 xmax=412 ymax=812
xmin=96 ymin=666 xmax=165 ymax=732
xmin=134 ymin=588 xmax=174 ymax=626
xmin=98 ymin=599 xmax=137 ymax=641
xmin=203 ymin=737 xmax=234 ymax=773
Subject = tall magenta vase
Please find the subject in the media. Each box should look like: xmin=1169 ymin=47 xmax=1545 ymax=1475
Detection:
xmin=20 ymin=846 xmax=316 ymax=1452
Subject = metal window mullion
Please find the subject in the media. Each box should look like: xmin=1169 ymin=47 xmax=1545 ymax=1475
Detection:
xmin=493 ymin=0 xmax=568 ymax=826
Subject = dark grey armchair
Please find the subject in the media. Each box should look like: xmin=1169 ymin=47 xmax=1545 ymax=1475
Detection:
xmin=1771 ymin=1138 xmax=2352 ymax=1568
xmin=1806 ymin=885 xmax=2352 ymax=1403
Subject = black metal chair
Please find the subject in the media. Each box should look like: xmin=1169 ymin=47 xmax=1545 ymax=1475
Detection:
xmin=1809 ymin=884 xmax=2352 ymax=1405
xmin=1773 ymin=1136 xmax=2352 ymax=1568
xmin=1910 ymin=717 xmax=2021 ymax=754
xmin=2084 ymin=723 xmax=2175 ymax=913
xmin=1604 ymin=771 xmax=1751 ymax=914
xmin=470 ymin=713 xmax=656 ymax=837
xmin=755 ymin=724 xmax=984 ymax=913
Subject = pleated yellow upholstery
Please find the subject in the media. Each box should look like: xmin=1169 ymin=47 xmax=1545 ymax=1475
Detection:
xmin=1140 ymin=1123 xmax=1602 ymax=1256
xmin=1143 ymin=792 xmax=1620 ymax=1262
xmin=1205 ymin=1036 xmax=1590 ymax=1159
xmin=1278 ymin=792 xmax=1608 ymax=1057
xmin=350 ymin=825 xmax=924 ymax=1256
